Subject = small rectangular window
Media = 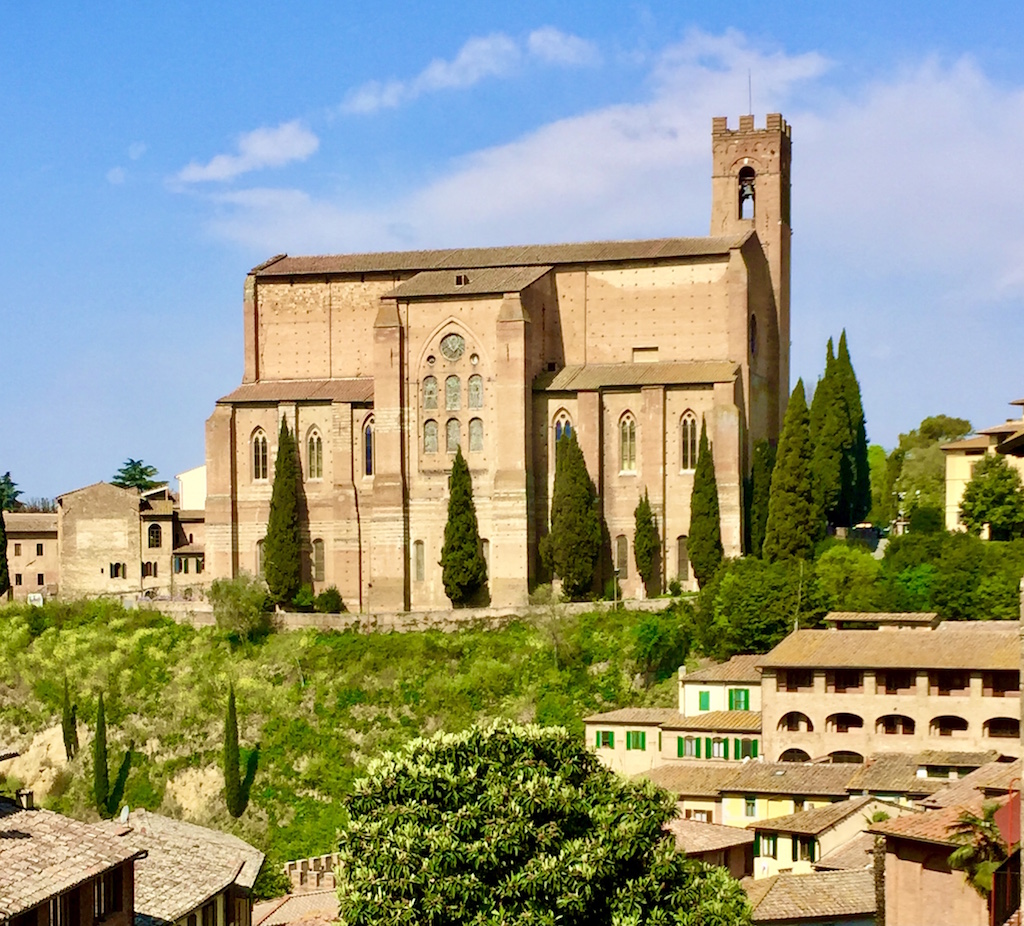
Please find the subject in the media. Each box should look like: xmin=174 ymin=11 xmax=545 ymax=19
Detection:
xmin=728 ymin=689 xmax=750 ymax=711
xmin=13 ymin=543 xmax=20 ymax=556
xmin=744 ymin=796 xmax=757 ymax=817
xmin=625 ymin=730 xmax=646 ymax=751
xmin=183 ymin=557 xmax=189 ymax=574
xmin=712 ymin=738 xmax=725 ymax=759
xmin=36 ymin=543 xmax=43 ymax=556
xmin=14 ymin=574 xmax=22 ymax=586
xmin=596 ymin=730 xmax=614 ymax=749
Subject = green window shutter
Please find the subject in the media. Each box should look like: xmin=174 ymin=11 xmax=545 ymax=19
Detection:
xmin=810 ymin=840 xmax=817 ymax=863
xmin=658 ymin=732 xmax=662 ymax=752
xmin=609 ymin=731 xmax=614 ymax=749
xmin=678 ymin=736 xmax=685 ymax=758
xmin=625 ymin=733 xmax=630 ymax=751
xmin=742 ymin=689 xmax=750 ymax=710
xmin=727 ymin=689 xmax=734 ymax=710
xmin=705 ymin=737 xmax=712 ymax=758
xmin=699 ymin=691 xmax=710 ymax=711
xmin=640 ymin=731 xmax=646 ymax=751
xmin=596 ymin=731 xmax=601 ymax=748
xmin=754 ymin=833 xmax=761 ymax=856
xmin=695 ymin=737 xmax=702 ymax=758
xmin=752 ymin=739 xmax=759 ymax=759
xmin=792 ymin=837 xmax=799 ymax=863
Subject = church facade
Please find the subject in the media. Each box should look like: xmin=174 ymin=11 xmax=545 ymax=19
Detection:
xmin=205 ymin=114 xmax=792 ymax=612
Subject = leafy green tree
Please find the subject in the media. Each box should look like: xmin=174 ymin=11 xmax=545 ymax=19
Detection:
xmin=815 ymin=545 xmax=883 ymax=611
xmin=93 ymin=692 xmax=109 ymax=814
xmin=948 ymin=802 xmax=1009 ymax=899
xmin=263 ymin=419 xmax=302 ymax=604
xmin=835 ymin=331 xmax=871 ymax=525
xmin=440 ymin=447 xmax=487 ymax=606
xmin=688 ymin=418 xmax=723 ymax=586
xmin=959 ymin=453 xmax=1024 ymax=540
xmin=543 ymin=432 xmax=602 ymax=600
xmin=749 ymin=440 xmax=776 ymax=557
xmin=908 ymin=505 xmax=944 ymax=534
xmin=763 ymin=380 xmax=823 ymax=562
xmin=0 ymin=472 xmax=21 ymax=510
xmin=809 ymin=339 xmax=848 ymax=525
xmin=335 ymin=724 xmax=752 ymax=926
xmin=224 ymin=684 xmax=252 ymax=817
xmin=62 ymin=677 xmax=78 ymax=761
xmin=866 ymin=444 xmax=888 ymax=525
xmin=209 ymin=573 xmax=273 ymax=641
xmin=111 ymin=459 xmax=161 ymax=491
xmin=633 ymin=490 xmax=660 ymax=596
xmin=632 ymin=605 xmax=691 ymax=684
xmin=890 ymin=415 xmax=972 ymax=520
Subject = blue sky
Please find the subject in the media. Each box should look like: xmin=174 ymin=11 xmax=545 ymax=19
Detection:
xmin=3 ymin=2 xmax=1023 ymax=498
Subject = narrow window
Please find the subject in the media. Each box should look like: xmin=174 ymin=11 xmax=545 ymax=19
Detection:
xmin=307 ymin=431 xmax=323 ymax=479
xmin=680 ymin=412 xmax=698 ymax=471
xmin=739 ymin=165 xmax=755 ymax=220
xmin=677 ymin=536 xmax=689 ymax=582
xmin=14 ymin=574 xmax=21 ymax=586
xmin=619 ymin=414 xmax=636 ymax=472
xmin=424 ymin=420 xmax=439 ymax=454
xmin=749 ymin=314 xmax=758 ymax=357
xmin=36 ymin=573 xmax=44 ymax=586
xmin=364 ymin=420 xmax=374 ymax=476
xmin=252 ymin=430 xmax=268 ymax=480
xmin=481 ymin=539 xmax=489 ymax=576
xmin=615 ymin=534 xmax=628 ymax=579
xmin=414 ymin=540 xmax=425 ymax=582
xmin=142 ymin=562 xmax=150 ymax=578
xmin=256 ymin=540 xmax=264 ymax=575
xmin=744 ymin=796 xmax=757 ymax=817
xmin=446 ymin=419 xmax=461 ymax=453
xmin=13 ymin=543 xmax=20 ymax=556
xmin=183 ymin=558 xmax=189 ymax=574
xmin=193 ymin=558 xmax=201 ymax=575
xmin=148 ymin=523 xmax=162 ymax=549
xmin=469 ymin=418 xmax=483 ymax=452
xmin=468 ymin=374 xmax=483 ymax=409
xmin=423 ymin=375 xmax=438 ymax=410
xmin=445 ymin=375 xmax=461 ymax=411
xmin=553 ymin=411 xmax=573 ymax=446
xmin=699 ymin=691 xmax=710 ymax=711
xmin=596 ymin=730 xmax=614 ymax=748
xmin=153 ymin=561 xmax=158 ymax=578
xmin=35 ymin=542 xmax=44 ymax=556
xmin=313 ymin=539 xmax=325 ymax=582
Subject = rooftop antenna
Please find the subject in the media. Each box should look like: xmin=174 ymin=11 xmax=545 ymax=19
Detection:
xmin=748 ymin=70 xmax=753 ymax=116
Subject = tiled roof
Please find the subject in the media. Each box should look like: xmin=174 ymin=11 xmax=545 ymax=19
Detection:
xmin=218 ymin=378 xmax=374 ymax=405
xmin=845 ymin=754 xmax=951 ymax=796
xmin=683 ymin=654 xmax=763 ymax=683
xmin=125 ymin=810 xmax=264 ymax=924
xmin=251 ymin=235 xmax=751 ymax=277
xmin=757 ymin=626 xmax=1019 ymax=670
xmin=979 ymin=421 xmax=1024 ymax=435
xmin=751 ymin=796 xmax=881 ymax=835
xmin=638 ymin=762 xmax=742 ymax=797
xmin=384 ymin=265 xmax=552 ymax=298
xmin=941 ymin=436 xmax=993 ymax=451
xmin=823 ymin=611 xmax=939 ymax=625
xmin=743 ymin=870 xmax=875 ymax=922
xmin=253 ymin=889 xmax=339 ymax=926
xmin=661 ymin=711 xmax=761 ymax=733
xmin=722 ymin=762 xmax=857 ymax=797
xmin=583 ymin=708 xmax=682 ymax=725
xmin=664 ymin=816 xmax=754 ymax=853
xmin=921 ymin=759 xmax=1021 ymax=809
xmin=2 ymin=512 xmax=58 ymax=533
xmin=535 ymin=361 xmax=739 ymax=392
xmin=0 ymin=799 xmax=142 ymax=918
xmin=870 ymin=796 xmax=998 ymax=847
xmin=916 ymin=750 xmax=999 ymax=768
xmin=814 ymin=831 xmax=876 ymax=870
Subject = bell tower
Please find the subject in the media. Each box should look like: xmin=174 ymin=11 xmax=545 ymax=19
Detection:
xmin=711 ymin=113 xmax=792 ymax=421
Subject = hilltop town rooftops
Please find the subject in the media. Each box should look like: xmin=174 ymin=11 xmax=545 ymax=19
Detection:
xmin=756 ymin=625 xmax=1019 ymax=671
xmin=665 ymin=817 xmax=755 ymax=853
xmin=845 ymin=754 xmax=958 ymax=797
xmin=721 ymin=762 xmax=857 ymax=797
xmin=743 ymin=870 xmax=875 ymax=923
xmin=749 ymin=796 xmax=895 ymax=836
xmin=250 ymin=234 xmax=754 ymax=278
xmin=2 ymin=512 xmax=58 ymax=533
xmin=869 ymin=796 xmax=999 ymax=847
xmin=638 ymin=762 xmax=743 ymax=797
xmin=583 ymin=707 xmax=682 ymax=725
xmin=682 ymin=654 xmax=763 ymax=683
xmin=921 ymin=758 xmax=1021 ymax=809
xmin=218 ymin=378 xmax=374 ymax=405
xmin=0 ymin=799 xmax=143 ymax=918
xmin=661 ymin=711 xmax=762 ymax=733
xmin=814 ymin=831 xmax=876 ymax=871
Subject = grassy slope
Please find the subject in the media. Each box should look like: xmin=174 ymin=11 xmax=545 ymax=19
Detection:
xmin=0 ymin=601 xmax=677 ymax=883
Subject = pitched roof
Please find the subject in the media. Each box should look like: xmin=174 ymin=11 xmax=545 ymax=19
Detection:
xmin=683 ymin=654 xmax=763 ymax=683
xmin=2 ymin=512 xmax=58 ymax=533
xmin=722 ymin=762 xmax=857 ymax=797
xmin=870 ymin=796 xmax=997 ymax=847
xmin=823 ymin=611 xmax=939 ymax=625
xmin=583 ymin=707 xmax=682 ymax=725
xmin=0 ymin=799 xmax=143 ymax=918
xmin=941 ymin=435 xmax=993 ymax=452
xmin=921 ymin=759 xmax=1021 ymax=809
xmin=253 ymin=889 xmax=339 ymax=926
xmin=750 ymin=796 xmax=883 ymax=835
xmin=743 ymin=870 xmax=876 ymax=922
xmin=661 ymin=711 xmax=761 ymax=733
xmin=844 ymin=754 xmax=952 ymax=797
xmin=915 ymin=750 xmax=1000 ymax=768
xmin=757 ymin=626 xmax=1019 ymax=670
xmin=217 ymin=378 xmax=373 ymax=405
xmin=384 ymin=265 xmax=552 ymax=299
xmin=664 ymin=816 xmax=754 ymax=853
xmin=251 ymin=235 xmax=751 ymax=277
xmin=125 ymin=809 xmax=264 ymax=925
xmin=814 ymin=831 xmax=876 ymax=871
xmin=535 ymin=361 xmax=739 ymax=392
xmin=638 ymin=762 xmax=742 ymax=797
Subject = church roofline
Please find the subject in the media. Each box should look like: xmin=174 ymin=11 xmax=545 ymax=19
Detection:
xmin=249 ymin=233 xmax=753 ymax=278
xmin=534 ymin=361 xmax=739 ymax=392
xmin=216 ymin=378 xmax=374 ymax=405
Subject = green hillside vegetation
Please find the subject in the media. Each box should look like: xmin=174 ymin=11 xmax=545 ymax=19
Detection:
xmin=0 ymin=599 xmax=688 ymax=894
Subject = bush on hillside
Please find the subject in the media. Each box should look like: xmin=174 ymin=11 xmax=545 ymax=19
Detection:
xmin=313 ymin=586 xmax=345 ymax=613
xmin=209 ymin=573 xmax=273 ymax=641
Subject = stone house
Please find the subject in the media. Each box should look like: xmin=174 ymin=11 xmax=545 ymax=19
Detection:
xmin=3 ymin=512 xmax=58 ymax=600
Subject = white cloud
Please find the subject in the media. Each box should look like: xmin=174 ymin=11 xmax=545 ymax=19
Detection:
xmin=128 ymin=141 xmax=147 ymax=160
xmin=340 ymin=27 xmax=598 ymax=115
xmin=176 ymin=120 xmax=319 ymax=183
xmin=106 ymin=166 xmax=125 ymax=185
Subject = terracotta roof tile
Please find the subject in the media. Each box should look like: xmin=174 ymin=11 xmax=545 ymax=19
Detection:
xmin=637 ymin=762 xmax=742 ymax=797
xmin=253 ymin=889 xmax=339 ymax=926
xmin=535 ymin=361 xmax=739 ymax=392
xmin=915 ymin=750 xmax=1000 ymax=768
xmin=750 ymin=796 xmax=883 ymax=835
xmin=744 ymin=870 xmax=876 ymax=921
xmin=2 ymin=512 xmax=58 ymax=533
xmin=757 ymin=626 xmax=1018 ymax=670
xmin=845 ymin=754 xmax=951 ymax=796
xmin=664 ymin=816 xmax=754 ymax=853
xmin=661 ymin=711 xmax=761 ymax=733
xmin=814 ymin=831 xmax=876 ymax=870
xmin=870 ymin=796 xmax=998 ymax=847
xmin=583 ymin=707 xmax=682 ymax=725
xmin=384 ymin=266 xmax=552 ymax=298
xmin=722 ymin=762 xmax=857 ymax=797
xmin=823 ymin=611 xmax=939 ymax=625
xmin=921 ymin=759 xmax=1021 ymax=808
xmin=683 ymin=654 xmax=763 ymax=683
xmin=218 ymin=378 xmax=373 ymax=405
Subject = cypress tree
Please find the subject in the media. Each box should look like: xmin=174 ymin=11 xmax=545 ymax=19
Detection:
xmin=547 ymin=432 xmax=601 ymax=600
xmin=809 ymin=339 xmax=849 ymax=526
xmin=688 ymin=418 xmax=723 ymax=587
xmin=632 ymin=490 xmax=660 ymax=597
xmin=0 ymin=510 xmax=8 ymax=598
xmin=749 ymin=439 xmax=776 ymax=557
xmin=264 ymin=417 xmax=302 ymax=605
xmin=62 ymin=677 xmax=77 ymax=761
xmin=224 ymin=685 xmax=243 ymax=817
xmin=440 ymin=447 xmax=487 ymax=606
xmin=763 ymin=380 xmax=823 ymax=562
xmin=836 ymin=331 xmax=871 ymax=525
xmin=93 ymin=693 xmax=109 ymax=815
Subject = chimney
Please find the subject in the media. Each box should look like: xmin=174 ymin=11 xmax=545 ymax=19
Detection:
xmin=16 ymin=789 xmax=33 ymax=810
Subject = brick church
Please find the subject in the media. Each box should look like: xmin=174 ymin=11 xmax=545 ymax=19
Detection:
xmin=204 ymin=113 xmax=792 ymax=612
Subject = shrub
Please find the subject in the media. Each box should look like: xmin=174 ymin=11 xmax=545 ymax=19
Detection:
xmin=314 ymin=586 xmax=345 ymax=613
xmin=291 ymin=584 xmax=315 ymax=612
xmin=209 ymin=573 xmax=273 ymax=642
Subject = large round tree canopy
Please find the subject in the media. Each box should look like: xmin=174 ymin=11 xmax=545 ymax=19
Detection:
xmin=335 ymin=724 xmax=751 ymax=926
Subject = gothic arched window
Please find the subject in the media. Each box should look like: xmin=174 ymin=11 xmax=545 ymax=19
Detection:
xmin=424 ymin=419 xmax=438 ymax=454
xmin=312 ymin=538 xmax=325 ymax=582
xmin=252 ymin=429 xmax=268 ymax=481
xmin=680 ymin=411 xmax=698 ymax=471
xmin=148 ymin=523 xmax=162 ymax=549
xmin=469 ymin=418 xmax=483 ymax=452
xmin=307 ymin=429 xmax=323 ymax=479
xmin=554 ymin=411 xmax=573 ymax=444
xmin=468 ymin=374 xmax=483 ymax=409
xmin=739 ymin=166 xmax=756 ymax=220
xmin=423 ymin=376 xmax=438 ymax=410
xmin=445 ymin=376 xmax=461 ymax=411
xmin=364 ymin=419 xmax=374 ymax=477
xmin=446 ymin=419 xmax=461 ymax=453
xmin=619 ymin=414 xmax=637 ymax=473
